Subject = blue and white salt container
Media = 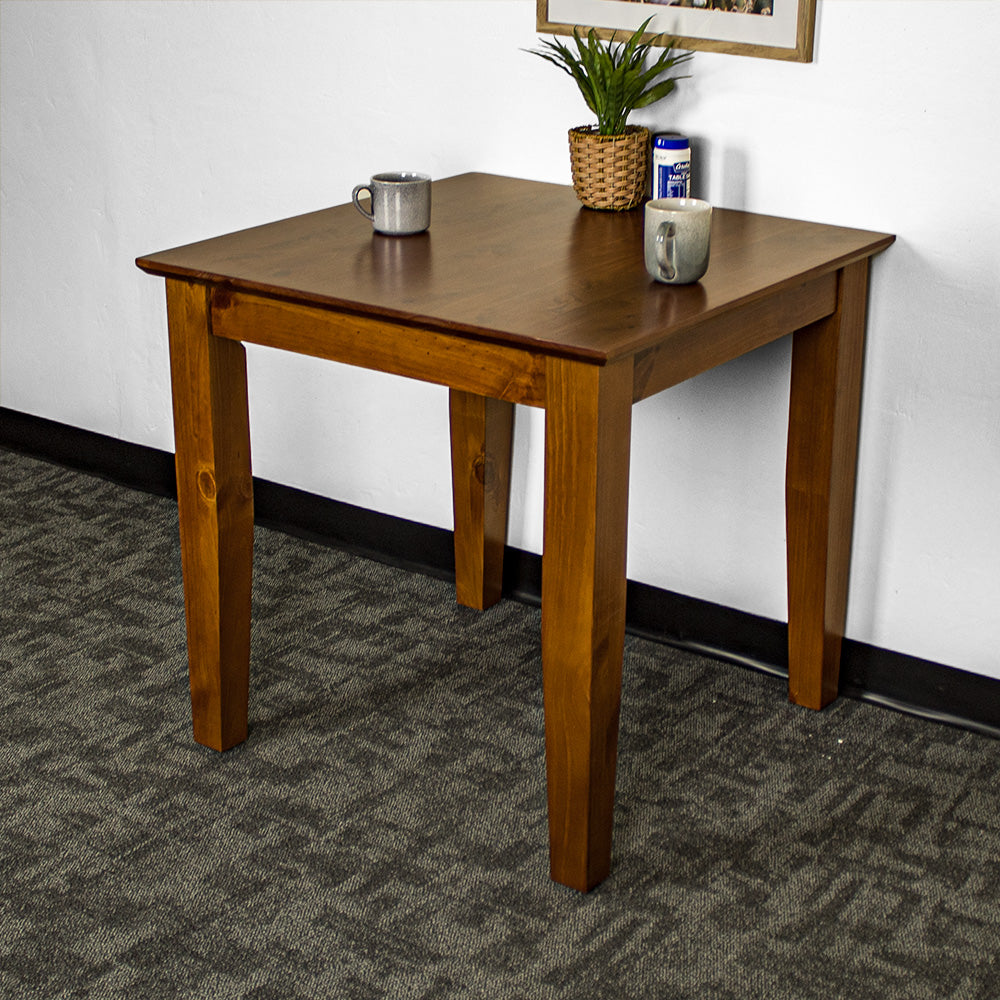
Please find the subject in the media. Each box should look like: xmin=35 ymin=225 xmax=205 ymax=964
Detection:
xmin=652 ymin=134 xmax=691 ymax=199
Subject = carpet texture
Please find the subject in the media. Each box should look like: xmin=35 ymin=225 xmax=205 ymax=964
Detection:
xmin=1 ymin=447 xmax=997 ymax=999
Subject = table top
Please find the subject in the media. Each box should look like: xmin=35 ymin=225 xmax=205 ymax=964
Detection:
xmin=136 ymin=173 xmax=894 ymax=363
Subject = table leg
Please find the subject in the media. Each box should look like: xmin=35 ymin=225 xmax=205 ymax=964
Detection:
xmin=786 ymin=260 xmax=870 ymax=710
xmin=449 ymin=389 xmax=514 ymax=611
xmin=542 ymin=357 xmax=633 ymax=891
xmin=166 ymin=280 xmax=253 ymax=751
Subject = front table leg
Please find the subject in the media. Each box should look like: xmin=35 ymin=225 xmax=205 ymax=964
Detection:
xmin=542 ymin=356 xmax=633 ymax=891
xmin=166 ymin=280 xmax=254 ymax=751
xmin=449 ymin=390 xmax=514 ymax=611
xmin=786 ymin=260 xmax=871 ymax=709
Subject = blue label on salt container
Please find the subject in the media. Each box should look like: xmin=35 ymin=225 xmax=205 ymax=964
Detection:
xmin=656 ymin=160 xmax=691 ymax=199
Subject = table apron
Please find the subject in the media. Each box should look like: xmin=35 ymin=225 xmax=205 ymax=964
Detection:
xmin=208 ymin=288 xmax=547 ymax=407
xmin=207 ymin=270 xmax=837 ymax=411
xmin=632 ymin=271 xmax=838 ymax=403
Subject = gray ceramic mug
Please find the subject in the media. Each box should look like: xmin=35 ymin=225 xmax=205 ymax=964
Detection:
xmin=644 ymin=198 xmax=712 ymax=284
xmin=352 ymin=171 xmax=431 ymax=235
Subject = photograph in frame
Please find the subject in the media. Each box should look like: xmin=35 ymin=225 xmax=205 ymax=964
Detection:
xmin=536 ymin=0 xmax=817 ymax=62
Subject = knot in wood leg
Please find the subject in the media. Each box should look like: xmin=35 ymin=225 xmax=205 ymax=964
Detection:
xmin=197 ymin=468 xmax=217 ymax=501
xmin=473 ymin=454 xmax=493 ymax=488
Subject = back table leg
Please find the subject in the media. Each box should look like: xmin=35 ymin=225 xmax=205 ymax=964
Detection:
xmin=449 ymin=390 xmax=514 ymax=611
xmin=166 ymin=279 xmax=254 ymax=751
xmin=786 ymin=260 xmax=870 ymax=709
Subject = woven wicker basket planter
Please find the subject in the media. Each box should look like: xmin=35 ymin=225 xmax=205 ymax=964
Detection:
xmin=568 ymin=125 xmax=650 ymax=211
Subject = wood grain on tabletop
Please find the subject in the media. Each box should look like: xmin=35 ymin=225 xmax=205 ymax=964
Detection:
xmin=137 ymin=173 xmax=894 ymax=364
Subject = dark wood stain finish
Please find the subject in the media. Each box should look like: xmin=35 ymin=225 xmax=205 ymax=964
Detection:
xmin=137 ymin=173 xmax=894 ymax=891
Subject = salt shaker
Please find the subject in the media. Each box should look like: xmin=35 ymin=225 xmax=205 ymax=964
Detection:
xmin=652 ymin=134 xmax=691 ymax=199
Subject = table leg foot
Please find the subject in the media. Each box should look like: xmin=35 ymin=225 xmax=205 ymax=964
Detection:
xmin=786 ymin=260 xmax=870 ymax=710
xmin=449 ymin=389 xmax=514 ymax=611
xmin=542 ymin=357 xmax=632 ymax=891
xmin=167 ymin=280 xmax=253 ymax=751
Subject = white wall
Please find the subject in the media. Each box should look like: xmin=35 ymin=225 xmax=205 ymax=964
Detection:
xmin=2 ymin=0 xmax=998 ymax=680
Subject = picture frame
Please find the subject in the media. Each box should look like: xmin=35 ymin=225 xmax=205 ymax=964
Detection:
xmin=536 ymin=0 xmax=817 ymax=63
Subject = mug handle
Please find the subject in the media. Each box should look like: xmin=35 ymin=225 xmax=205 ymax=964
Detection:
xmin=656 ymin=221 xmax=677 ymax=281
xmin=352 ymin=184 xmax=374 ymax=221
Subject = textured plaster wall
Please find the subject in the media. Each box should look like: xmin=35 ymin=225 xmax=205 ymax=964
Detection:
xmin=2 ymin=1 xmax=998 ymax=679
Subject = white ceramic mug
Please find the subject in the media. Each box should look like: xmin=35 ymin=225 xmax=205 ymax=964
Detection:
xmin=352 ymin=172 xmax=431 ymax=235
xmin=644 ymin=198 xmax=712 ymax=285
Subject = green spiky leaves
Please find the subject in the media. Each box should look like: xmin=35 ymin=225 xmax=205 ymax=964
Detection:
xmin=527 ymin=18 xmax=692 ymax=136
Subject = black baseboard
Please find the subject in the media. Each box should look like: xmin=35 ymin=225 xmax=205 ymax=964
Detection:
xmin=3 ymin=405 xmax=998 ymax=739
xmin=1 ymin=406 xmax=179 ymax=499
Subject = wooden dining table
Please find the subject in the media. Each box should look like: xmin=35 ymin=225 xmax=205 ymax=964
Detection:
xmin=136 ymin=173 xmax=894 ymax=891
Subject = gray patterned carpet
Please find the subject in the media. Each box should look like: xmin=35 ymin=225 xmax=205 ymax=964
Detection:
xmin=1 ymin=446 xmax=998 ymax=999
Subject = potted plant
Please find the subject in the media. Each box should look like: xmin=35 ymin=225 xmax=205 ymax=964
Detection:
xmin=527 ymin=18 xmax=692 ymax=211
